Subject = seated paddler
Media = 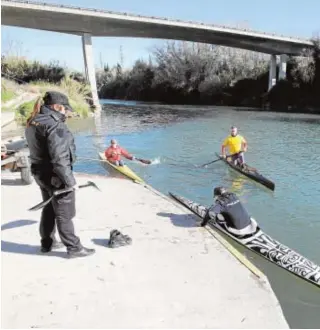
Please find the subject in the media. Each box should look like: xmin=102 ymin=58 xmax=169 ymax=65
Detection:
xmin=200 ymin=186 xmax=257 ymax=236
xmin=104 ymin=139 xmax=136 ymax=167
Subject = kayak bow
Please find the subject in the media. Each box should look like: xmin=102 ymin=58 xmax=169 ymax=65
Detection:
xmin=215 ymin=152 xmax=275 ymax=191
xmin=169 ymin=192 xmax=320 ymax=288
xmin=98 ymin=152 xmax=145 ymax=184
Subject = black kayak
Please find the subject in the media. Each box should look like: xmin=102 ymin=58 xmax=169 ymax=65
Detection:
xmin=169 ymin=192 xmax=320 ymax=288
xmin=215 ymin=153 xmax=275 ymax=191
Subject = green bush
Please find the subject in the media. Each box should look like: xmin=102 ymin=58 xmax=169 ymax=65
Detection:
xmin=1 ymin=56 xmax=66 ymax=83
xmin=69 ymin=99 xmax=89 ymax=117
xmin=1 ymin=56 xmax=93 ymax=114
xmin=4 ymin=73 xmax=91 ymax=123
xmin=15 ymin=100 xmax=34 ymax=125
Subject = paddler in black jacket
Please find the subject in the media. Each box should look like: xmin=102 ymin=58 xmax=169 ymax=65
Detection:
xmin=200 ymin=187 xmax=256 ymax=236
xmin=25 ymin=91 xmax=95 ymax=258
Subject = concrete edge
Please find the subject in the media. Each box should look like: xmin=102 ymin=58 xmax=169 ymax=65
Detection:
xmin=74 ymin=171 xmax=113 ymax=180
xmin=139 ymin=181 xmax=288 ymax=325
xmin=1 ymin=171 xmax=289 ymax=328
xmin=204 ymin=225 xmax=265 ymax=279
xmin=141 ymin=182 xmax=267 ymax=282
xmin=74 ymin=171 xmax=266 ymax=281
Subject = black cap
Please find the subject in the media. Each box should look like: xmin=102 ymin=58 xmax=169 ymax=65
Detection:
xmin=213 ymin=186 xmax=227 ymax=197
xmin=43 ymin=91 xmax=74 ymax=112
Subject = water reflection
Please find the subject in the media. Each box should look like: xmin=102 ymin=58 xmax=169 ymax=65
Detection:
xmin=229 ymin=175 xmax=247 ymax=196
xmin=98 ymin=103 xmax=217 ymax=135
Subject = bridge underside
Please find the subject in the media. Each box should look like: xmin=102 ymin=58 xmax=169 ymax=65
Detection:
xmin=1 ymin=2 xmax=314 ymax=112
xmin=1 ymin=6 xmax=311 ymax=56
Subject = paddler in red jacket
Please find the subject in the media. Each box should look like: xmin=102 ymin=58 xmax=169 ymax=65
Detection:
xmin=104 ymin=139 xmax=135 ymax=167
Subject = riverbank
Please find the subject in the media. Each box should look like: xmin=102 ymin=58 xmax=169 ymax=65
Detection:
xmin=1 ymin=171 xmax=288 ymax=328
xmin=2 ymin=35 xmax=320 ymax=115
xmin=1 ymin=78 xmax=92 ymax=126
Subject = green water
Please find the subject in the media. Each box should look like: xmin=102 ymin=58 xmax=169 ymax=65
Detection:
xmin=73 ymin=103 xmax=320 ymax=328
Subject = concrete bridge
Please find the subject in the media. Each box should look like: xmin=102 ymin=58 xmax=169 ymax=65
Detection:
xmin=1 ymin=0 xmax=315 ymax=111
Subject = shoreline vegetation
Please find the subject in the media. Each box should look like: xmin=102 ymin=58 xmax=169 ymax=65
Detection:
xmin=1 ymin=37 xmax=320 ymax=122
xmin=1 ymin=72 xmax=92 ymax=125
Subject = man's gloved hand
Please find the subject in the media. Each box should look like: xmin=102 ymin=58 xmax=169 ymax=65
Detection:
xmin=222 ymin=154 xmax=227 ymax=159
xmin=72 ymin=184 xmax=79 ymax=191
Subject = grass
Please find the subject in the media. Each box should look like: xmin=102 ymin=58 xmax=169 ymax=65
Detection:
xmin=2 ymin=77 xmax=92 ymax=124
xmin=15 ymin=95 xmax=91 ymax=125
xmin=1 ymin=89 xmax=16 ymax=103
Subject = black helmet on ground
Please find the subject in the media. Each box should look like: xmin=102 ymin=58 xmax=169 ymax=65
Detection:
xmin=213 ymin=186 xmax=228 ymax=197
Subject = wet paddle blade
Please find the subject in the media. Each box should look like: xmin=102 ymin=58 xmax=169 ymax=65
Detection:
xmin=137 ymin=158 xmax=152 ymax=165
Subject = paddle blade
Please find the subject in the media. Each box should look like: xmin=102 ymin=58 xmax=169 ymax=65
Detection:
xmin=137 ymin=158 xmax=151 ymax=165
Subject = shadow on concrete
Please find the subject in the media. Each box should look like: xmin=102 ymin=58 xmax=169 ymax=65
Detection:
xmin=1 ymin=219 xmax=37 ymax=231
xmin=157 ymin=212 xmax=198 ymax=228
xmin=91 ymin=238 xmax=110 ymax=247
xmin=1 ymin=240 xmax=66 ymax=258
xmin=1 ymin=178 xmax=27 ymax=186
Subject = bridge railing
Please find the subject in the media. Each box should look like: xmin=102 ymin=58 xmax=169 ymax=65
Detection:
xmin=3 ymin=0 xmax=312 ymax=43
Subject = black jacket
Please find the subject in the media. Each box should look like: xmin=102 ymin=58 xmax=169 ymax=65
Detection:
xmin=203 ymin=193 xmax=251 ymax=230
xmin=25 ymin=105 xmax=76 ymax=188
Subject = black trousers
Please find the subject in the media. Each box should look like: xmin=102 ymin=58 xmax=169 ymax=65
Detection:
xmin=39 ymin=188 xmax=82 ymax=251
xmin=33 ymin=171 xmax=82 ymax=251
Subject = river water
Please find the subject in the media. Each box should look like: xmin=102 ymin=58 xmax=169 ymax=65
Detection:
xmin=71 ymin=101 xmax=320 ymax=328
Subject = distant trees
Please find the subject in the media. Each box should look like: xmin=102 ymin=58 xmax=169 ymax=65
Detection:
xmin=1 ymin=36 xmax=319 ymax=112
xmin=96 ymin=38 xmax=319 ymax=111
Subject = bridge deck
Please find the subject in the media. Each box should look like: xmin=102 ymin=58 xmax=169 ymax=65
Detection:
xmin=1 ymin=0 xmax=313 ymax=55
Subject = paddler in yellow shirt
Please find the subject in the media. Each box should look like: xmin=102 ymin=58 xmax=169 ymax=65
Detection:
xmin=221 ymin=126 xmax=247 ymax=168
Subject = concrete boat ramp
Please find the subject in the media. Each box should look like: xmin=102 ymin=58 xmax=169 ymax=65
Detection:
xmin=1 ymin=171 xmax=288 ymax=328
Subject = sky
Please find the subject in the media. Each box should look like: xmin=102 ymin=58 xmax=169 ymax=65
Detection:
xmin=1 ymin=0 xmax=320 ymax=73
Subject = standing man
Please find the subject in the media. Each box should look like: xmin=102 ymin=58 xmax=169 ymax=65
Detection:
xmin=25 ymin=91 xmax=95 ymax=258
xmin=221 ymin=126 xmax=247 ymax=167
xmin=104 ymin=139 xmax=136 ymax=166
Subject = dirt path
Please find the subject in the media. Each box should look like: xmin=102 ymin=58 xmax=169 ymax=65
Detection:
xmin=2 ymin=92 xmax=39 ymax=111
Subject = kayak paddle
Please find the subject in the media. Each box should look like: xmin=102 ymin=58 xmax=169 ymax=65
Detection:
xmin=201 ymin=158 xmax=225 ymax=167
xmin=201 ymin=151 xmax=243 ymax=168
xmin=28 ymin=181 xmax=100 ymax=211
xmin=77 ymin=157 xmax=152 ymax=165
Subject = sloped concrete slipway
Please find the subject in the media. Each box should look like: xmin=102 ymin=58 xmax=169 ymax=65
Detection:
xmin=1 ymin=171 xmax=288 ymax=328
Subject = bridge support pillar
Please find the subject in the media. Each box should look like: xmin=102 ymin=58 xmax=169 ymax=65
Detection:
xmin=268 ymin=54 xmax=277 ymax=91
xmin=82 ymin=33 xmax=101 ymax=114
xmin=278 ymin=54 xmax=288 ymax=80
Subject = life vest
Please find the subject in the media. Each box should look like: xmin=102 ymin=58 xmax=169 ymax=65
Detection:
xmin=105 ymin=146 xmax=131 ymax=162
xmin=216 ymin=193 xmax=251 ymax=230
